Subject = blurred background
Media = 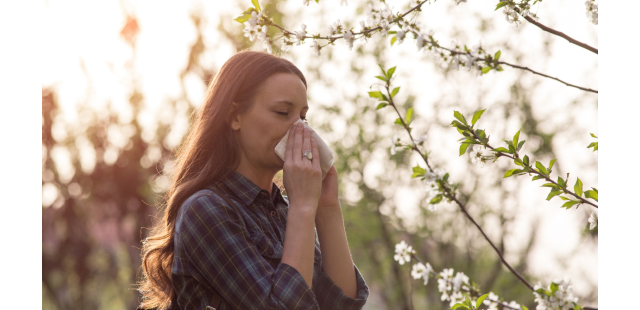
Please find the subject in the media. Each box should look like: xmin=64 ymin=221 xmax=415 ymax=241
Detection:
xmin=41 ymin=0 xmax=598 ymax=309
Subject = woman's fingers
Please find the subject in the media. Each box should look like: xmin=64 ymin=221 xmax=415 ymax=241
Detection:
xmin=292 ymin=122 xmax=304 ymax=165
xmin=284 ymin=123 xmax=296 ymax=163
xmin=302 ymin=126 xmax=311 ymax=166
xmin=310 ymin=137 xmax=320 ymax=172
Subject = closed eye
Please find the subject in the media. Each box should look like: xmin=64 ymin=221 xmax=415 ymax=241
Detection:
xmin=276 ymin=112 xmax=306 ymax=120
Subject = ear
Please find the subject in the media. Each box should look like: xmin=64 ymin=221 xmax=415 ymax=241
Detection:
xmin=228 ymin=102 xmax=241 ymax=131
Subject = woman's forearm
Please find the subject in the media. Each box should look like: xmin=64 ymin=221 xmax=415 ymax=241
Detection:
xmin=315 ymin=206 xmax=358 ymax=299
xmin=281 ymin=206 xmax=317 ymax=289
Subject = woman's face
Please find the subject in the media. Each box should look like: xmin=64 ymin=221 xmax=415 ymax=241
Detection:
xmin=230 ymin=72 xmax=308 ymax=172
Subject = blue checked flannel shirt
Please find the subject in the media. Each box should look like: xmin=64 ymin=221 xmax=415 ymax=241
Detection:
xmin=171 ymin=170 xmax=370 ymax=310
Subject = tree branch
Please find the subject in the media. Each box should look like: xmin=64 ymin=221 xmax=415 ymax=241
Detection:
xmin=383 ymin=84 xmax=536 ymax=293
xmin=520 ymin=14 xmax=598 ymax=54
xmin=259 ymin=0 xmax=597 ymax=94
xmin=469 ymin=130 xmax=599 ymax=209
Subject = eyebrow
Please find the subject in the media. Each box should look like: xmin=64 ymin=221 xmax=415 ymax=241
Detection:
xmin=274 ymin=100 xmax=309 ymax=110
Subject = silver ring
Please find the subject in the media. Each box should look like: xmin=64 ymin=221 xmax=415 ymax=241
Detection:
xmin=303 ymin=150 xmax=313 ymax=160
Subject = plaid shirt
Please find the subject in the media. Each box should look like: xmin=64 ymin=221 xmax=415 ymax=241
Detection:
xmin=171 ymin=170 xmax=369 ymax=310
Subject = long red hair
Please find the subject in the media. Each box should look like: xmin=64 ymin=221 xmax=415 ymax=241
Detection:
xmin=138 ymin=50 xmax=307 ymax=309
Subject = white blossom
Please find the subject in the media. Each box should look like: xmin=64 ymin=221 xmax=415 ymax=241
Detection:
xmin=327 ymin=19 xmax=342 ymax=35
xmin=416 ymin=33 xmax=426 ymax=51
xmin=483 ymin=292 xmax=500 ymax=310
xmin=411 ymin=262 xmax=433 ymax=285
xmin=533 ymin=279 xmax=580 ymax=310
xmin=340 ymin=0 xmax=348 ymax=6
xmin=585 ymin=0 xmax=598 ymax=25
xmin=588 ymin=211 xmax=598 ymax=230
xmin=394 ymin=240 xmax=415 ymax=265
xmin=451 ymin=272 xmax=469 ymax=292
xmin=379 ymin=20 xmax=390 ymax=36
xmin=359 ymin=20 xmax=367 ymax=33
xmin=294 ymin=24 xmax=307 ymax=45
xmin=414 ymin=134 xmax=428 ymax=144
xmin=303 ymin=0 xmax=310 ymax=6
xmin=310 ymin=39 xmax=321 ymax=56
xmin=344 ymin=30 xmax=355 ymax=50
xmin=390 ymin=132 xmax=400 ymax=155
xmin=396 ymin=30 xmax=406 ymax=44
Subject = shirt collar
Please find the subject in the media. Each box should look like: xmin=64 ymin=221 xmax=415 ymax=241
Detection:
xmin=221 ymin=170 xmax=287 ymax=207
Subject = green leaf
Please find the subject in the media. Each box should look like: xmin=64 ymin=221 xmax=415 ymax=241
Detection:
xmin=494 ymin=50 xmax=501 ymax=61
xmin=412 ymin=164 xmax=427 ymax=178
xmin=234 ymin=13 xmax=252 ymax=23
xmin=460 ymin=143 xmax=472 ymax=156
xmin=391 ymin=87 xmax=400 ymax=98
xmin=549 ymin=159 xmax=557 ymax=170
xmin=495 ymin=65 xmax=504 ymax=71
xmin=562 ymin=200 xmax=580 ymax=209
xmin=558 ymin=196 xmax=570 ymax=201
xmin=512 ymin=129 xmax=521 ymax=150
xmin=493 ymin=147 xmax=511 ymax=153
xmin=376 ymin=102 xmax=388 ymax=110
xmin=590 ymin=133 xmax=597 ymax=138
xmin=557 ymin=176 xmax=566 ymax=188
xmin=476 ymin=129 xmax=487 ymax=139
xmin=264 ymin=3 xmax=271 ymax=12
xmin=574 ymin=178 xmax=583 ymax=197
xmin=443 ymin=173 xmax=450 ymax=181
xmin=387 ymin=66 xmax=396 ymax=79
xmin=394 ymin=118 xmax=404 ymax=126
xmin=535 ymin=288 xmax=551 ymax=297
xmin=375 ymin=75 xmax=386 ymax=82
xmin=251 ymin=0 xmax=261 ymax=11
xmin=495 ymin=1 xmax=509 ymax=10
xmin=471 ymin=109 xmax=485 ymax=126
xmin=517 ymin=140 xmax=525 ymax=151
xmin=532 ymin=175 xmax=544 ymax=181
xmin=523 ymin=154 xmax=529 ymax=166
xmin=406 ymin=107 xmax=414 ymax=123
xmin=522 ymin=306 xmax=529 ymax=310
xmin=541 ymin=183 xmax=558 ymax=188
xmin=451 ymin=120 xmax=467 ymax=131
xmin=584 ymin=190 xmax=598 ymax=202
xmin=368 ymin=91 xmax=383 ymax=99
xmin=514 ymin=158 xmax=524 ymax=167
xmin=481 ymin=67 xmax=492 ymax=74
xmin=508 ymin=143 xmax=516 ymax=154
xmin=476 ymin=293 xmax=489 ymax=309
xmin=378 ymin=64 xmax=387 ymax=77
xmin=504 ymin=169 xmax=521 ymax=178
xmin=430 ymin=194 xmax=443 ymax=204
xmin=546 ymin=190 xmax=561 ymax=201
xmin=390 ymin=36 xmax=397 ymax=46
xmin=454 ymin=111 xmax=468 ymax=125
xmin=592 ymin=187 xmax=598 ymax=193
xmin=535 ymin=161 xmax=547 ymax=175
xmin=449 ymin=303 xmax=469 ymax=310
xmin=550 ymin=282 xmax=559 ymax=293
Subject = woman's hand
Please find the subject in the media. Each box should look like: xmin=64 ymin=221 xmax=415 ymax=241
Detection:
xmin=282 ymin=122 xmax=323 ymax=215
xmin=316 ymin=165 xmax=341 ymax=221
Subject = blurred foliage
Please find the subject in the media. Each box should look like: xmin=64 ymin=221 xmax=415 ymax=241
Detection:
xmin=42 ymin=0 xmax=597 ymax=309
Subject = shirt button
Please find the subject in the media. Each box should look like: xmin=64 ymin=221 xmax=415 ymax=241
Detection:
xmin=270 ymin=211 xmax=276 ymax=216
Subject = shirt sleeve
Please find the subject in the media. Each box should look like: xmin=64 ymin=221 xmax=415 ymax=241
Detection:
xmin=175 ymin=193 xmax=321 ymax=310
xmin=313 ymin=259 xmax=370 ymax=310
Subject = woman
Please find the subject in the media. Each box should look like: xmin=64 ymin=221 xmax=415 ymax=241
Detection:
xmin=138 ymin=50 xmax=369 ymax=310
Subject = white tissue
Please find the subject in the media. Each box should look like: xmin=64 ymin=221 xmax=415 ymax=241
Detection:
xmin=274 ymin=119 xmax=335 ymax=180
